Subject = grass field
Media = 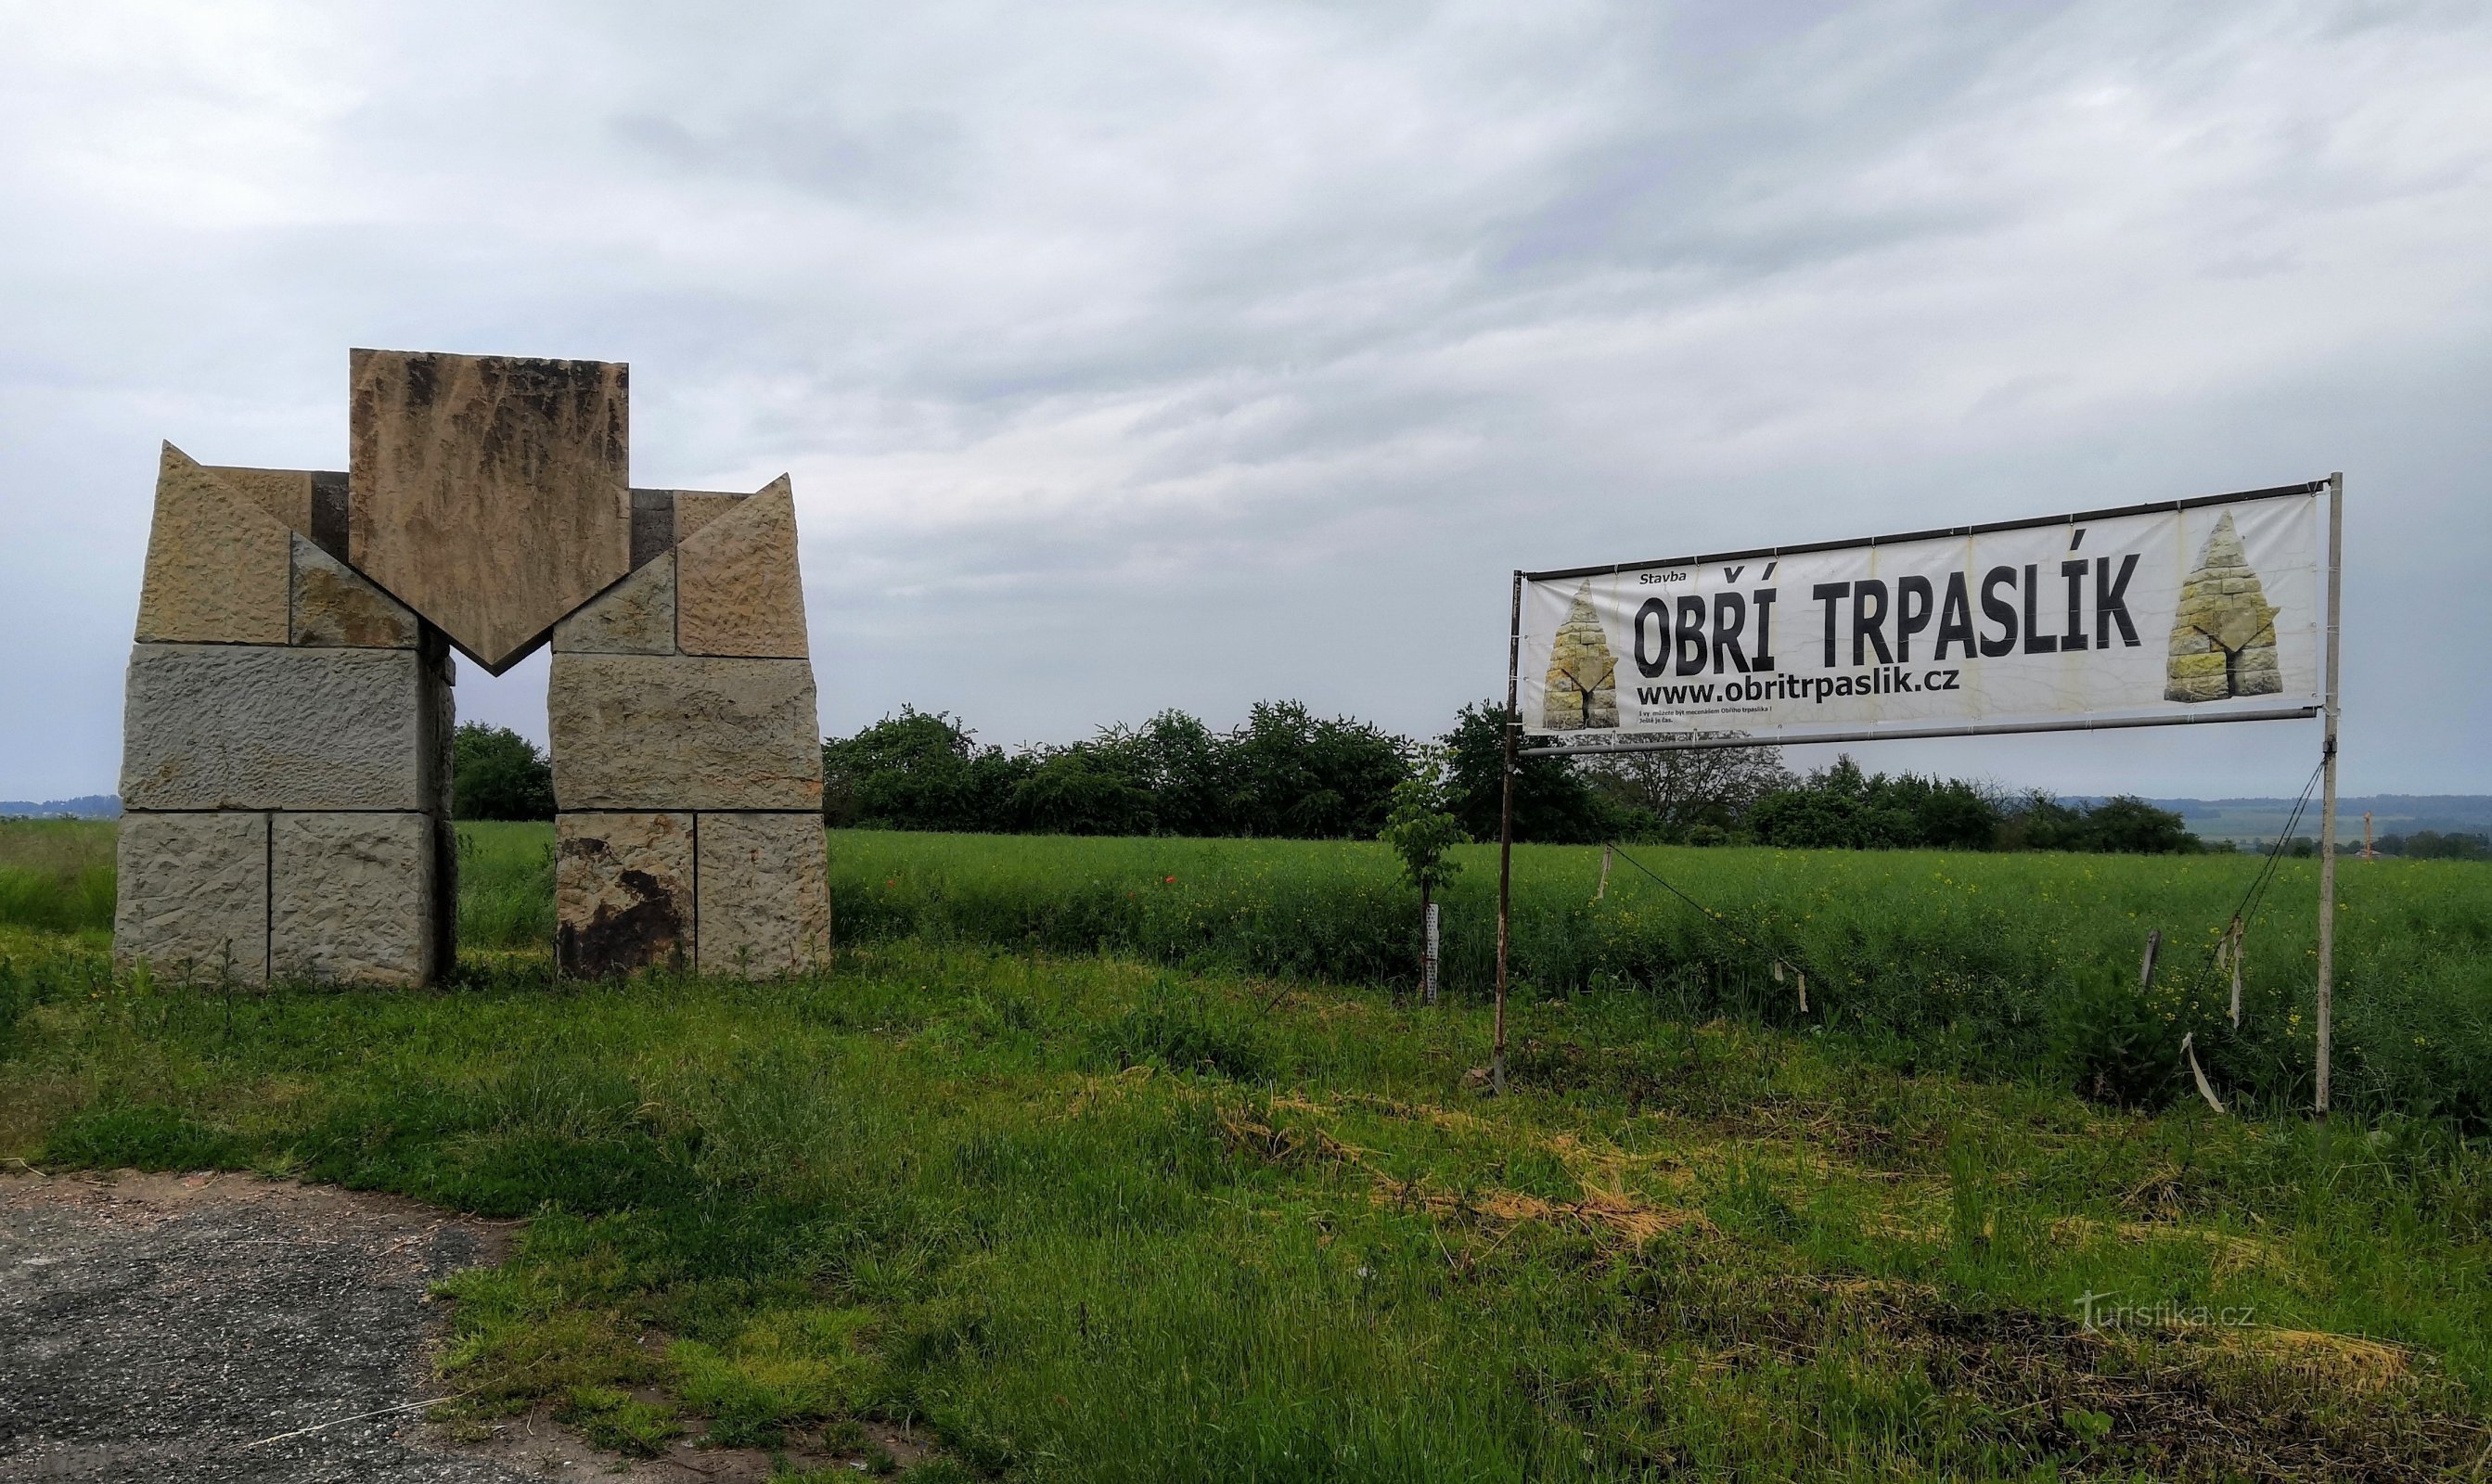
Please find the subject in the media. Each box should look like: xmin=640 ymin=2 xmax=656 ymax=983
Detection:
xmin=4 ymin=821 xmax=2490 ymax=1478
xmin=445 ymin=823 xmax=2492 ymax=1127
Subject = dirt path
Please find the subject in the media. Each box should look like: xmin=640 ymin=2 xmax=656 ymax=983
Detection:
xmin=0 ymin=1171 xmax=533 ymax=1483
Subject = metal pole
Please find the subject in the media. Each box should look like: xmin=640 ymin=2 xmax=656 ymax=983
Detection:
xmin=1494 ymin=570 xmax=1521 ymax=1096
xmin=2316 ymin=472 xmax=2344 ymax=1117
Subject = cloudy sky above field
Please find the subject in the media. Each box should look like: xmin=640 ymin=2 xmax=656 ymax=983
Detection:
xmin=3 ymin=0 xmax=2488 ymax=800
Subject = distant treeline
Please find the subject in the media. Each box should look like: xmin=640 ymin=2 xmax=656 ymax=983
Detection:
xmin=449 ymin=706 xmax=2212 ymax=853
xmin=805 ymin=702 xmax=2212 ymax=854
xmin=2374 ymin=831 xmax=2492 ymax=861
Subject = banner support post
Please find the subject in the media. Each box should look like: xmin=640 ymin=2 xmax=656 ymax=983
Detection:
xmin=1495 ymin=569 xmax=1521 ymax=1096
xmin=2316 ymin=471 xmax=2344 ymax=1118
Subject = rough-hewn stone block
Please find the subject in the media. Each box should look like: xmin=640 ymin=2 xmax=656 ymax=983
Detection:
xmin=557 ymin=812 xmax=694 ymax=977
xmin=630 ymin=488 xmax=678 ymax=569
xmin=672 ymin=492 xmax=745 ymax=544
xmin=677 ymin=478 xmax=808 ymax=659
xmin=113 ymin=812 xmax=269 ymax=981
xmin=554 ymin=551 xmax=675 ymax=655
xmin=696 ymin=812 xmax=829 ymax=977
xmin=135 ymin=445 xmax=291 ymax=646
xmin=270 ymin=812 xmax=436 ymax=985
xmin=349 ymin=348 xmax=630 ymax=673
xmin=206 ymin=465 xmax=314 ymax=538
xmin=121 ymin=644 xmax=429 ymax=811
xmin=291 ymin=534 xmax=419 ymax=648
xmin=547 ymin=654 xmax=823 ymax=811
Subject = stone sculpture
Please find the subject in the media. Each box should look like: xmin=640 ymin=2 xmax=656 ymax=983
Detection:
xmin=1541 ymin=583 xmax=1619 ymax=730
xmin=115 ymin=351 xmax=829 ymax=986
xmin=2164 ymin=511 xmax=2282 ymax=704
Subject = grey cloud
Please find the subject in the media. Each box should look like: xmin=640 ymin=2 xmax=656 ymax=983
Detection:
xmin=0 ymin=0 xmax=2486 ymax=800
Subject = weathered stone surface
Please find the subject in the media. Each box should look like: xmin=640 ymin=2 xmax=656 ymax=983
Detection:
xmin=113 ymin=812 xmax=269 ymax=981
xmin=426 ymin=636 xmax=457 ymax=820
xmin=121 ymin=644 xmax=428 ymax=811
xmin=270 ymin=812 xmax=436 ymax=985
xmin=348 ymin=348 xmax=630 ymax=673
xmin=1540 ymin=582 xmax=1618 ymax=730
xmin=2164 ymin=512 xmax=2282 ymax=703
xmin=290 ymin=534 xmax=419 ymax=648
xmin=696 ymin=812 xmax=829 ymax=977
xmin=630 ymin=488 xmax=678 ymax=569
xmin=206 ymin=465 xmax=314 ymax=537
xmin=547 ymin=654 xmax=824 ymax=811
xmin=557 ymin=812 xmax=693 ymax=977
xmin=554 ymin=552 xmax=675 ymax=655
xmin=672 ymin=492 xmax=745 ymax=544
xmin=677 ymin=478 xmax=809 ymax=659
xmin=135 ymin=445 xmax=291 ymax=646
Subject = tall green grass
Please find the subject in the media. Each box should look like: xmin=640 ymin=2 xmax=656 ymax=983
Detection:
xmin=5 ymin=934 xmax=2488 ymax=1479
xmin=456 ymin=821 xmax=556 ymax=951
xmin=24 ymin=820 xmax=2492 ymax=1124
xmin=0 ymin=819 xmax=114 ymax=938
xmin=813 ymin=830 xmax=2492 ymax=1126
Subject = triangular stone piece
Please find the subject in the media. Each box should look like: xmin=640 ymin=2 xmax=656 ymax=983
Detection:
xmin=212 ymin=467 xmax=352 ymax=559
xmin=554 ymin=550 xmax=677 ymax=655
xmin=291 ymin=534 xmax=418 ymax=648
xmin=349 ymin=349 xmax=631 ymax=673
xmin=673 ymin=491 xmax=747 ymax=544
xmin=136 ymin=444 xmax=292 ymax=645
xmin=676 ymin=477 xmax=809 ymax=659
xmin=207 ymin=466 xmax=315 ymax=537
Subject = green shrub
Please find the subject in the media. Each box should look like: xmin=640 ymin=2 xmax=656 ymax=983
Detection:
xmin=2049 ymin=967 xmax=2181 ymax=1108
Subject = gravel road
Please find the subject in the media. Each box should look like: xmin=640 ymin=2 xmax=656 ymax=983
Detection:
xmin=0 ymin=1171 xmax=533 ymax=1483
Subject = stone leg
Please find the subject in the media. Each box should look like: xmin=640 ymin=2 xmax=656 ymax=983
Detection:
xmin=113 ymin=812 xmax=270 ymax=982
xmin=695 ymin=812 xmax=830 ymax=977
xmin=270 ymin=812 xmax=438 ymax=985
xmin=556 ymin=812 xmax=695 ymax=978
xmin=548 ymin=479 xmax=825 ymax=979
xmin=115 ymin=452 xmax=454 ymax=984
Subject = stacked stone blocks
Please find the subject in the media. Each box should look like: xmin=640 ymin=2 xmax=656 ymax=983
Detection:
xmin=551 ymin=478 xmax=829 ymax=979
xmin=116 ymin=349 xmax=829 ymax=987
xmin=117 ymin=445 xmax=453 ymax=985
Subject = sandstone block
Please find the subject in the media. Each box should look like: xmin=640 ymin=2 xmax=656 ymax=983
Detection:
xmin=696 ymin=812 xmax=829 ymax=977
xmin=114 ymin=812 xmax=269 ymax=981
xmin=206 ymin=465 xmax=314 ymax=538
xmin=349 ymin=348 xmax=631 ymax=673
xmin=557 ymin=812 xmax=694 ymax=977
xmin=291 ymin=534 xmax=419 ymax=648
xmin=270 ymin=812 xmax=437 ymax=985
xmin=121 ymin=644 xmax=430 ymax=811
xmin=554 ymin=551 xmax=675 ymax=655
xmin=677 ymin=478 xmax=809 ymax=659
xmin=428 ymin=643 xmax=457 ymax=820
xmin=135 ymin=444 xmax=291 ymax=646
xmin=547 ymin=654 xmax=824 ymax=811
xmin=672 ymin=492 xmax=745 ymax=544
xmin=630 ymin=488 xmax=678 ymax=569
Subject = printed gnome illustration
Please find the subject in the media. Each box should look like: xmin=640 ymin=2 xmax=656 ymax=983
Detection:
xmin=2164 ymin=511 xmax=2282 ymax=702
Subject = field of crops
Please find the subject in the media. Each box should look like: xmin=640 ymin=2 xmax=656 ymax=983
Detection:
xmin=5 ymin=817 xmax=2491 ymax=1478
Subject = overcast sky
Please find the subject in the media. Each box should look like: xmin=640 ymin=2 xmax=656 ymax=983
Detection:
xmin=4 ymin=0 xmax=2486 ymax=801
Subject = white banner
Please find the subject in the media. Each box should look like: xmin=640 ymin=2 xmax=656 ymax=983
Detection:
xmin=1519 ymin=487 xmax=2324 ymax=746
